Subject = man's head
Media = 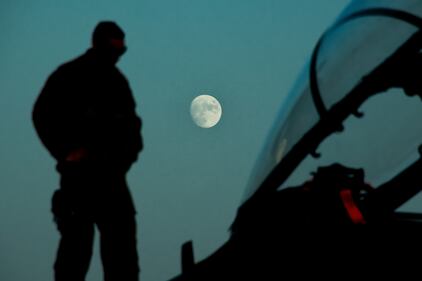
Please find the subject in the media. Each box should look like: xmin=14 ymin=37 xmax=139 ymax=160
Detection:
xmin=92 ymin=21 xmax=127 ymax=64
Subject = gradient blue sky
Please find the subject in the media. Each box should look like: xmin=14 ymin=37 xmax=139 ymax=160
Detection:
xmin=1 ymin=1 xmax=349 ymax=280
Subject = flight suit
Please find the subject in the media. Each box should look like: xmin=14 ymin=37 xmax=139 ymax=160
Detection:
xmin=33 ymin=48 xmax=143 ymax=281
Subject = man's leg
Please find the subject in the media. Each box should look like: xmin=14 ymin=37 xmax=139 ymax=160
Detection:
xmin=97 ymin=213 xmax=140 ymax=281
xmin=52 ymin=190 xmax=95 ymax=281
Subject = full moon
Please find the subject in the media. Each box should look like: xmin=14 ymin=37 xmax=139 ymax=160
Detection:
xmin=190 ymin=95 xmax=222 ymax=128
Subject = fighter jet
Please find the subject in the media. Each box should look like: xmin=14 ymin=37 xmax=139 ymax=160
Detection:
xmin=170 ymin=1 xmax=422 ymax=279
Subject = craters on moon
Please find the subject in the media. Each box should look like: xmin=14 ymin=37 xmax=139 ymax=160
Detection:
xmin=190 ymin=94 xmax=222 ymax=128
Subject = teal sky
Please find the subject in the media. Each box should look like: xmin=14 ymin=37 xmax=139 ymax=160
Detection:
xmin=0 ymin=1 xmax=349 ymax=280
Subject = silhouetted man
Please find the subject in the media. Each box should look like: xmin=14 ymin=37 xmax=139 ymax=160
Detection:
xmin=32 ymin=21 xmax=142 ymax=281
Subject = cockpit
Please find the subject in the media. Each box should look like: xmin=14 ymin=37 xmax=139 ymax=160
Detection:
xmin=244 ymin=0 xmax=422 ymax=217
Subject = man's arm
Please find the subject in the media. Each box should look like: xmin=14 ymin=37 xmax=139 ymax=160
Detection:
xmin=33 ymin=67 xmax=86 ymax=161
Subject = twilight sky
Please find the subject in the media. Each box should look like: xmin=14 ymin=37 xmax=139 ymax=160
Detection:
xmin=0 ymin=1 xmax=349 ymax=280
